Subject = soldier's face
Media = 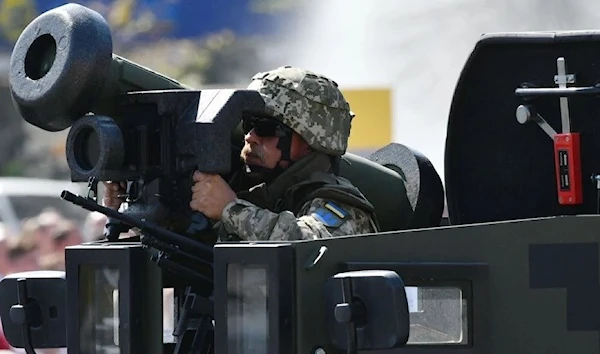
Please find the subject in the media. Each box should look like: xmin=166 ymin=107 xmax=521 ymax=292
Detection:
xmin=241 ymin=129 xmax=282 ymax=169
xmin=240 ymin=116 xmax=291 ymax=171
xmin=240 ymin=117 xmax=311 ymax=181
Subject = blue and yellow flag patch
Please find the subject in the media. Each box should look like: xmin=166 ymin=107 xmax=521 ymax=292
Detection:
xmin=311 ymin=201 xmax=348 ymax=228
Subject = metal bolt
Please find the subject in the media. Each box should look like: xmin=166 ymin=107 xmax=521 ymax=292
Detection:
xmin=516 ymin=105 xmax=531 ymax=124
xmin=314 ymin=348 xmax=326 ymax=354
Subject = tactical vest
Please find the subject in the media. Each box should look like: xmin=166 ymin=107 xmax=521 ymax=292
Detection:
xmin=220 ymin=152 xmax=380 ymax=240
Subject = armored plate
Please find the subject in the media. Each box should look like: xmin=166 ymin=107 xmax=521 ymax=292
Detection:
xmin=445 ymin=30 xmax=600 ymax=225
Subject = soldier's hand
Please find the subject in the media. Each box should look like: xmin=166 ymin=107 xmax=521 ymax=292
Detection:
xmin=190 ymin=171 xmax=237 ymax=220
xmin=102 ymin=181 xmax=126 ymax=210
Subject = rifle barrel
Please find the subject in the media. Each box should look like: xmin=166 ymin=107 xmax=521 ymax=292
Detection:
xmin=61 ymin=190 xmax=214 ymax=261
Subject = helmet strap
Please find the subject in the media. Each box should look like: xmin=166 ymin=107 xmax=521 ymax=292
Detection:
xmin=330 ymin=155 xmax=341 ymax=174
xmin=276 ymin=131 xmax=293 ymax=163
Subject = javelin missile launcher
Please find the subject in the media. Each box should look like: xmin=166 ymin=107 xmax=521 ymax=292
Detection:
xmin=4 ymin=2 xmax=600 ymax=354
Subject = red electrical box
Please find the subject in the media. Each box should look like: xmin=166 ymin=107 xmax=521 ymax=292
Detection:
xmin=553 ymin=133 xmax=582 ymax=205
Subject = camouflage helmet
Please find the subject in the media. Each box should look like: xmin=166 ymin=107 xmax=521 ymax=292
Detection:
xmin=247 ymin=66 xmax=353 ymax=156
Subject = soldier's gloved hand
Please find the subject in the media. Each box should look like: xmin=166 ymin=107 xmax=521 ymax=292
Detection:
xmin=189 ymin=171 xmax=237 ymax=220
xmin=102 ymin=181 xmax=127 ymax=210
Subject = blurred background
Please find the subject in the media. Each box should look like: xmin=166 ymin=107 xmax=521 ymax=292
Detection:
xmin=1 ymin=0 xmax=600 ymax=351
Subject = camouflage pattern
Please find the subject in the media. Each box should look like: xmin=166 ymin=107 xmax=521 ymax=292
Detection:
xmin=220 ymin=197 xmax=377 ymax=241
xmin=247 ymin=66 xmax=353 ymax=156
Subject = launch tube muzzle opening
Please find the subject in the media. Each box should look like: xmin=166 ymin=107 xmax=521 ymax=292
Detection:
xmin=24 ymin=34 xmax=56 ymax=81
xmin=8 ymin=3 xmax=113 ymax=132
xmin=65 ymin=115 xmax=124 ymax=179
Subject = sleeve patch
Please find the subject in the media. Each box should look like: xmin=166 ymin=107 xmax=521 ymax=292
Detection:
xmin=325 ymin=201 xmax=348 ymax=218
xmin=311 ymin=202 xmax=348 ymax=228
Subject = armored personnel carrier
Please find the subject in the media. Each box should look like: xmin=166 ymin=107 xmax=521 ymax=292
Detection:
xmin=1 ymin=3 xmax=599 ymax=354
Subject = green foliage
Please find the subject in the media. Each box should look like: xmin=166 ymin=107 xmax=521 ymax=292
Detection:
xmin=101 ymin=0 xmax=269 ymax=87
xmin=1 ymin=159 xmax=25 ymax=177
xmin=118 ymin=30 xmax=264 ymax=87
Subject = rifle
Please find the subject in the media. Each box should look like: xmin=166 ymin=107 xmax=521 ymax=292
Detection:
xmin=62 ymin=189 xmax=216 ymax=354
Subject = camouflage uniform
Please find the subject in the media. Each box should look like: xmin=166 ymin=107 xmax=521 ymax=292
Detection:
xmin=220 ymin=196 xmax=376 ymax=241
xmin=218 ymin=66 xmax=379 ymax=241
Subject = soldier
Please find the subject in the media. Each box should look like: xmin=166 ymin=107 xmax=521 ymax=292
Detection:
xmin=103 ymin=66 xmax=379 ymax=241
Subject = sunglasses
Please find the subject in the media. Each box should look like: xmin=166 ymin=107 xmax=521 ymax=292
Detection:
xmin=242 ymin=116 xmax=291 ymax=137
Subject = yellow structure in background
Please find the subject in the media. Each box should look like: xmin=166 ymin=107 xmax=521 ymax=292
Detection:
xmin=341 ymin=88 xmax=392 ymax=151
